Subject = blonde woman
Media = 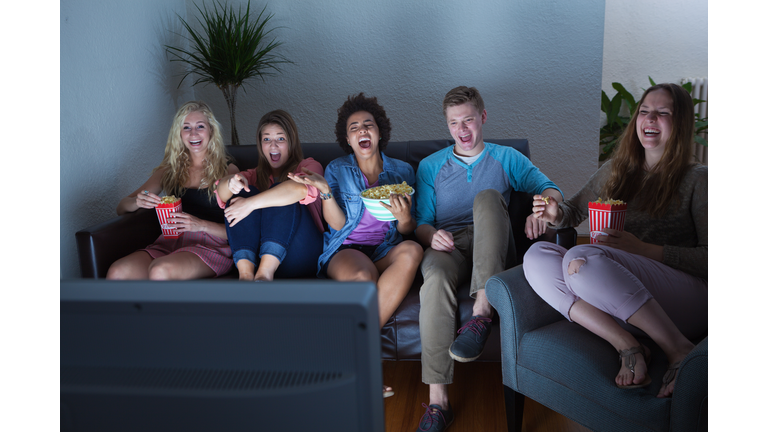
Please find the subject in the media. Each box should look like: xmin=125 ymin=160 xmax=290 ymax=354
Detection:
xmin=107 ymin=101 xmax=240 ymax=280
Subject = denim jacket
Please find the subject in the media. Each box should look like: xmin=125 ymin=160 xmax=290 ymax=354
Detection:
xmin=317 ymin=152 xmax=416 ymax=275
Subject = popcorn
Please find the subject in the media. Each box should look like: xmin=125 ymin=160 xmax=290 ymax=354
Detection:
xmin=593 ymin=197 xmax=625 ymax=205
xmin=588 ymin=198 xmax=628 ymax=244
xmin=155 ymin=195 xmax=183 ymax=239
xmin=361 ymin=182 xmax=414 ymax=200
xmin=160 ymin=195 xmax=180 ymax=204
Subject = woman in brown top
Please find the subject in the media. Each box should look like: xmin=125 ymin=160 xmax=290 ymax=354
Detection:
xmin=523 ymin=83 xmax=707 ymax=398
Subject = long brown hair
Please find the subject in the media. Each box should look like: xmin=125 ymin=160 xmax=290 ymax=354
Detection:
xmin=601 ymin=83 xmax=696 ymax=217
xmin=155 ymin=101 xmax=230 ymax=200
xmin=254 ymin=110 xmax=304 ymax=192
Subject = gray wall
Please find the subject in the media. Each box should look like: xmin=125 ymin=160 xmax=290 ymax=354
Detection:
xmin=602 ymin=0 xmax=708 ymax=99
xmin=60 ymin=0 xmax=607 ymax=278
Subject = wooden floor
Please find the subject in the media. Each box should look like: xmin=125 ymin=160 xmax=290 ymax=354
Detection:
xmin=383 ymin=360 xmax=591 ymax=432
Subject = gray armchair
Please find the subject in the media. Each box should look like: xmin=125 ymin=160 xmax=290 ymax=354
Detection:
xmin=486 ymin=264 xmax=708 ymax=432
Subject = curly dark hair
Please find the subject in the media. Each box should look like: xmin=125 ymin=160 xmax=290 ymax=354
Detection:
xmin=334 ymin=93 xmax=392 ymax=154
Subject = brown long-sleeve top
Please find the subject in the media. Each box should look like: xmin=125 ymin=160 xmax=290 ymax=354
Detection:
xmin=556 ymin=161 xmax=708 ymax=280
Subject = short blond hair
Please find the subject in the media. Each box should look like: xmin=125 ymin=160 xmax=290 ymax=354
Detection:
xmin=442 ymin=86 xmax=485 ymax=117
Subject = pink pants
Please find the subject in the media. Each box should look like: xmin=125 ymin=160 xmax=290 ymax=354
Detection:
xmin=522 ymin=242 xmax=707 ymax=339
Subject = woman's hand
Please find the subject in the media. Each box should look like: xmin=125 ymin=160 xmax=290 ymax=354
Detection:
xmin=168 ymin=212 xmax=208 ymax=234
xmin=224 ymin=196 xmax=257 ymax=227
xmin=597 ymin=228 xmax=663 ymax=261
xmin=228 ymin=174 xmax=250 ymax=195
xmin=136 ymin=190 xmax=162 ymax=209
xmin=287 ymin=167 xmax=330 ymax=194
xmin=381 ymin=193 xmax=413 ymax=224
xmin=532 ymin=194 xmax=559 ymax=224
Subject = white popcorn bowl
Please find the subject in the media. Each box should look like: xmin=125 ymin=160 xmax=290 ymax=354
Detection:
xmin=360 ymin=186 xmax=414 ymax=222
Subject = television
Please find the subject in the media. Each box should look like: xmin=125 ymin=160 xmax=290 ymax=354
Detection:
xmin=60 ymin=279 xmax=384 ymax=432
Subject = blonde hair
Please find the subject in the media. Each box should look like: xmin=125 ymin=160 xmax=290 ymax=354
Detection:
xmin=601 ymin=83 xmax=696 ymax=217
xmin=155 ymin=101 xmax=231 ymax=200
xmin=254 ymin=110 xmax=304 ymax=192
xmin=442 ymin=86 xmax=485 ymax=118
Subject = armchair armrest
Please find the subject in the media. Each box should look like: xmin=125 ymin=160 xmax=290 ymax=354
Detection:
xmin=670 ymin=336 xmax=708 ymax=432
xmin=75 ymin=209 xmax=161 ymax=278
xmin=486 ymin=265 xmax=564 ymax=389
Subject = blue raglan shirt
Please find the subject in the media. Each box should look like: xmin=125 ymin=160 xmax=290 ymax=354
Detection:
xmin=415 ymin=142 xmax=562 ymax=233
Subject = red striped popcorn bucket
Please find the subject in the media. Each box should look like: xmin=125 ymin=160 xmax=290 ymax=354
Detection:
xmin=155 ymin=199 xmax=183 ymax=239
xmin=588 ymin=201 xmax=628 ymax=244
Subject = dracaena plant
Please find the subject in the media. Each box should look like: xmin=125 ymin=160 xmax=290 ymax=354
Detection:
xmin=599 ymin=76 xmax=708 ymax=162
xmin=166 ymin=0 xmax=291 ymax=145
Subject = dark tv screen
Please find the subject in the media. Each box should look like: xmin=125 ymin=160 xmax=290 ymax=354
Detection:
xmin=60 ymin=279 xmax=384 ymax=432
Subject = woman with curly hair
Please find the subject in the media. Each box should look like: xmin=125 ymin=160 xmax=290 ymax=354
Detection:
xmin=292 ymin=93 xmax=423 ymax=398
xmin=214 ymin=109 xmax=324 ymax=281
xmin=107 ymin=101 xmax=240 ymax=280
xmin=523 ymin=83 xmax=707 ymax=398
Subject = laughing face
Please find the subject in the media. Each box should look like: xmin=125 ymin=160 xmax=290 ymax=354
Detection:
xmin=181 ymin=111 xmax=211 ymax=155
xmin=346 ymin=111 xmax=380 ymax=159
xmin=446 ymin=102 xmax=487 ymax=157
xmin=636 ymin=88 xmax=674 ymax=157
xmin=260 ymin=123 xmax=290 ymax=174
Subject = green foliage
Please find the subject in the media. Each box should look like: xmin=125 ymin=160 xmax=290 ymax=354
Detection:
xmin=599 ymin=76 xmax=708 ymax=161
xmin=165 ymin=0 xmax=292 ymax=145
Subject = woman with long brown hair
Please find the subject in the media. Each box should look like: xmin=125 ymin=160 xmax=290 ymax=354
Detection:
xmin=107 ymin=101 xmax=240 ymax=280
xmin=523 ymin=83 xmax=707 ymax=398
xmin=214 ymin=109 xmax=324 ymax=281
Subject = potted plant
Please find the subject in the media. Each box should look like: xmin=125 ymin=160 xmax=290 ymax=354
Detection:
xmin=165 ymin=0 xmax=291 ymax=145
xmin=599 ymin=77 xmax=708 ymax=161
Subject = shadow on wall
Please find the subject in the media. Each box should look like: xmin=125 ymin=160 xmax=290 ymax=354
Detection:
xmin=151 ymin=10 xmax=195 ymax=111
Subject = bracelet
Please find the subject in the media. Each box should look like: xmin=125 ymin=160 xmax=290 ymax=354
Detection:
xmin=320 ymin=191 xmax=333 ymax=201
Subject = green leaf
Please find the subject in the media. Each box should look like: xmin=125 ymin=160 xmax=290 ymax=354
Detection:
xmin=612 ymin=82 xmax=636 ymax=114
xmin=648 ymin=76 xmax=656 ymax=86
xmin=694 ymin=135 xmax=708 ymax=147
xmin=601 ymin=91 xmax=611 ymax=115
xmin=682 ymin=82 xmax=692 ymax=93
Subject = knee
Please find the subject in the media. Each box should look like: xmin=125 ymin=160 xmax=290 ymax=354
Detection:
xmin=563 ymin=245 xmax=605 ymax=276
xmin=398 ymin=241 xmax=424 ymax=264
xmin=106 ymin=262 xmax=129 ymax=280
xmin=474 ymin=189 xmax=503 ymax=208
xmin=567 ymin=259 xmax=585 ymax=275
xmin=147 ymin=261 xmax=175 ymax=280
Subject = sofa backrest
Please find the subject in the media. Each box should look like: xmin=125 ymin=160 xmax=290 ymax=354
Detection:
xmin=226 ymin=139 xmax=530 ymax=176
xmin=225 ymin=139 xmax=536 ymax=265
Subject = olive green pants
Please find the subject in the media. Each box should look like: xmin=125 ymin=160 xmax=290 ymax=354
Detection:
xmin=419 ymin=189 xmax=515 ymax=384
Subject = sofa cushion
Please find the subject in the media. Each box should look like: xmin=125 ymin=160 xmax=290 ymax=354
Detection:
xmin=517 ymin=320 xmax=672 ymax=432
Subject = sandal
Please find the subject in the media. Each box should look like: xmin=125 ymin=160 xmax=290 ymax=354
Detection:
xmin=658 ymin=361 xmax=681 ymax=397
xmin=383 ymin=385 xmax=394 ymax=398
xmin=617 ymin=345 xmax=652 ymax=389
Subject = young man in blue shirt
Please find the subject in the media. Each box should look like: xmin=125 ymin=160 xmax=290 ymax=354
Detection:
xmin=413 ymin=86 xmax=563 ymax=431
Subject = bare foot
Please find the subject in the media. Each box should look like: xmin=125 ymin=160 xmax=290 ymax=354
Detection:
xmin=253 ymin=273 xmax=273 ymax=282
xmin=616 ymin=345 xmax=650 ymax=388
xmin=236 ymin=260 xmax=256 ymax=281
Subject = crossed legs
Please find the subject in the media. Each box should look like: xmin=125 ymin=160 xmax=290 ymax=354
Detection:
xmin=524 ymin=243 xmax=707 ymax=397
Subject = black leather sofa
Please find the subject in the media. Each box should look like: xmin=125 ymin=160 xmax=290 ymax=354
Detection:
xmin=76 ymin=139 xmax=576 ymax=361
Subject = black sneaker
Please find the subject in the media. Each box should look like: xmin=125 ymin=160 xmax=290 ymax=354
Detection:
xmin=417 ymin=403 xmax=454 ymax=431
xmin=448 ymin=315 xmax=492 ymax=362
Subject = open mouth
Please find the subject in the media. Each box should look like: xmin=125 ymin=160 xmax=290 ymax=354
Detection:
xmin=459 ymin=133 xmax=472 ymax=144
xmin=642 ymin=128 xmax=660 ymax=137
xmin=359 ymin=137 xmax=372 ymax=149
xmin=270 ymin=152 xmax=281 ymax=162
xmin=189 ymin=140 xmax=202 ymax=147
